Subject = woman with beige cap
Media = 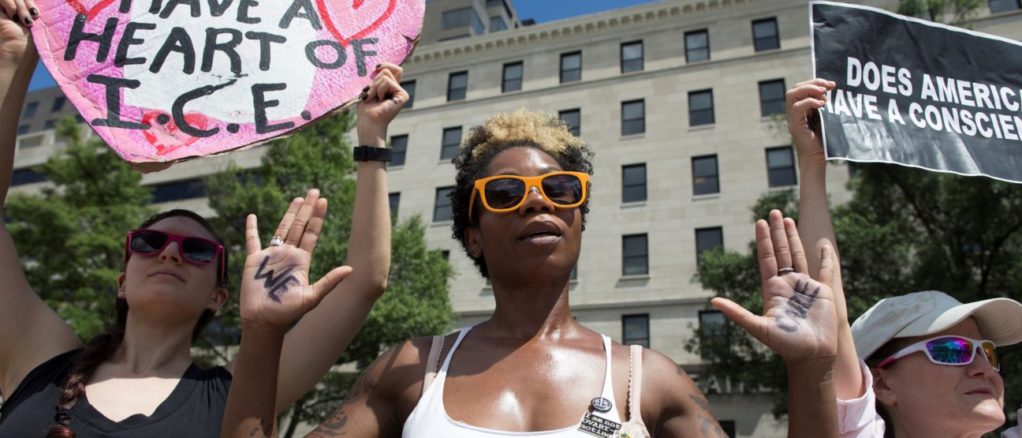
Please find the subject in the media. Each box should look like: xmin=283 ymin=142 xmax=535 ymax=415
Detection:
xmin=785 ymin=78 xmax=1022 ymax=438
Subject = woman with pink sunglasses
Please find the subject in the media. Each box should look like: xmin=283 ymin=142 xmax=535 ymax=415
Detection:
xmin=0 ymin=3 xmax=405 ymax=436
xmin=785 ymin=78 xmax=1022 ymax=438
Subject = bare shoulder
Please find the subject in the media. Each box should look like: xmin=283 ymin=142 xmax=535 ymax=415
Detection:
xmin=640 ymin=347 xmax=701 ymax=408
xmin=371 ymin=333 xmax=460 ymax=419
xmin=637 ymin=348 xmax=721 ymax=437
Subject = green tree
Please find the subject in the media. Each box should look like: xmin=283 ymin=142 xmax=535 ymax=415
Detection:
xmin=204 ymin=111 xmax=456 ymax=436
xmin=687 ymin=165 xmax=1022 ymax=429
xmin=897 ymin=0 xmax=984 ymax=25
xmin=5 ymin=118 xmax=154 ymax=339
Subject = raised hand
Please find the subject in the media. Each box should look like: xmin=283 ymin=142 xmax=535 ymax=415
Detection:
xmin=786 ymin=78 xmax=836 ymax=166
xmin=0 ymin=0 xmax=37 ymax=61
xmin=239 ymin=189 xmax=352 ymax=329
xmin=356 ymin=62 xmax=408 ymax=146
xmin=711 ymin=210 xmax=839 ymax=366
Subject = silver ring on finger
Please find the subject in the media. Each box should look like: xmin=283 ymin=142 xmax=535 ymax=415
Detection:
xmin=778 ymin=267 xmax=795 ymax=275
xmin=269 ymin=235 xmax=285 ymax=247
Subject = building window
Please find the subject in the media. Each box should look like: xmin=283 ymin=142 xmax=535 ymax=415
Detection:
xmin=441 ymin=127 xmax=462 ymax=160
xmin=150 ymin=178 xmax=207 ymax=204
xmin=620 ymin=41 xmax=644 ymax=73
xmin=490 ymin=16 xmax=507 ymax=32
xmin=698 ymin=309 xmax=727 ymax=358
xmin=560 ymin=51 xmax=582 ymax=83
xmin=622 ymin=314 xmax=650 ymax=348
xmin=621 ymin=99 xmax=645 ymax=136
xmin=401 ymin=80 xmax=416 ymax=109
xmin=439 ymin=250 xmax=450 ymax=261
xmin=688 ymin=90 xmax=715 ymax=126
xmin=692 ymin=155 xmax=720 ymax=196
xmin=442 ymin=7 xmax=473 ymax=29
xmin=17 ymin=125 xmax=30 ymax=135
xmin=502 ymin=61 xmax=523 ymax=93
xmin=43 ymin=120 xmax=56 ymax=130
xmin=438 ymin=34 xmax=470 ymax=42
xmin=622 ymin=164 xmax=647 ymax=203
xmin=759 ymin=79 xmax=786 ymax=117
xmin=752 ymin=18 xmax=779 ymax=52
xmin=388 ymin=192 xmax=400 ymax=219
xmin=622 ymin=233 xmax=648 ymax=276
xmin=433 ymin=187 xmax=455 ymax=222
xmin=695 ymin=227 xmax=723 ymax=266
xmin=766 ymin=146 xmax=797 ymax=187
xmin=10 ymin=168 xmax=46 ymax=186
xmin=448 ymin=71 xmax=468 ymax=101
xmin=685 ymin=29 xmax=710 ymax=63
xmin=51 ymin=97 xmax=66 ymax=113
xmin=989 ymin=0 xmax=1021 ymax=12
xmin=559 ymin=109 xmax=581 ymax=136
xmin=22 ymin=102 xmax=38 ymax=118
xmin=390 ymin=134 xmax=408 ymax=167
xmin=471 ymin=10 xmax=485 ymax=34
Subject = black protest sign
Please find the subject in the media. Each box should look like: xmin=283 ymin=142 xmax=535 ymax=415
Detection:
xmin=812 ymin=1 xmax=1022 ymax=183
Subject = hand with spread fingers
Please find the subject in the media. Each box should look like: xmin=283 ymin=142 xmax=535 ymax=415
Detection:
xmin=239 ymin=189 xmax=353 ymax=329
xmin=711 ymin=210 xmax=839 ymax=366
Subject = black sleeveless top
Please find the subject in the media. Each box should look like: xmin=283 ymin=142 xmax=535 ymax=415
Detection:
xmin=0 ymin=350 xmax=232 ymax=437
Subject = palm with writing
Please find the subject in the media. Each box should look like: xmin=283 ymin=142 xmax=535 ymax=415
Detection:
xmin=711 ymin=210 xmax=839 ymax=365
xmin=240 ymin=190 xmax=352 ymax=329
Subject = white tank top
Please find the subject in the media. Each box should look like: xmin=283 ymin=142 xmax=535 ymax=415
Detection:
xmin=402 ymin=326 xmax=650 ymax=437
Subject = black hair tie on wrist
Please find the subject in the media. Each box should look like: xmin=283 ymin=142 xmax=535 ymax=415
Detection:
xmin=353 ymin=145 xmax=392 ymax=162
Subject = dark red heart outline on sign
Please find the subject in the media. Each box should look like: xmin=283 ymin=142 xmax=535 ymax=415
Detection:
xmin=64 ymin=0 xmax=116 ymax=20
xmin=316 ymin=0 xmax=397 ymax=46
xmin=141 ymin=111 xmax=209 ymax=157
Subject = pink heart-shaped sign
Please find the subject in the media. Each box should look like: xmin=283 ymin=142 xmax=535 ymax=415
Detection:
xmin=64 ymin=0 xmax=115 ymax=20
xmin=30 ymin=0 xmax=424 ymax=167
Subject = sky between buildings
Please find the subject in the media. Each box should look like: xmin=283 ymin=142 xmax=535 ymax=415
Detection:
xmin=26 ymin=0 xmax=662 ymax=91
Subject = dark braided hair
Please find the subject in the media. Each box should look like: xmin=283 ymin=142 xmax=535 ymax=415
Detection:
xmin=46 ymin=210 xmax=227 ymax=438
xmin=450 ymin=110 xmax=594 ymax=278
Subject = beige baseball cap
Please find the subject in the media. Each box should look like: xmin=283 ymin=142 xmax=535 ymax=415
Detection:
xmin=851 ymin=291 xmax=1022 ymax=361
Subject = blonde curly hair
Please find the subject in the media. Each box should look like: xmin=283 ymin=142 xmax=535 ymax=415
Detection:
xmin=463 ymin=109 xmax=588 ymax=160
xmin=450 ymin=109 xmax=595 ymax=278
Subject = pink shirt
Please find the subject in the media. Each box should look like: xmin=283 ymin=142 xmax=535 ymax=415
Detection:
xmin=837 ymin=361 xmax=885 ymax=438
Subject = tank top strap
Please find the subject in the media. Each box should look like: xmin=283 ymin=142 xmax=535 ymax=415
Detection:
xmin=438 ymin=326 xmax=473 ymax=373
xmin=598 ymin=335 xmax=614 ymax=400
xmin=625 ymin=344 xmax=649 ymax=429
xmin=421 ymin=335 xmax=446 ymax=397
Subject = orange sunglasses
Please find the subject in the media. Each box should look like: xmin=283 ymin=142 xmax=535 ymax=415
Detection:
xmin=468 ymin=171 xmax=590 ymax=220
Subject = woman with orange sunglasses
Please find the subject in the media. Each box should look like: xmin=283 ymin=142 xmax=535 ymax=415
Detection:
xmin=224 ymin=110 xmax=843 ymax=437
